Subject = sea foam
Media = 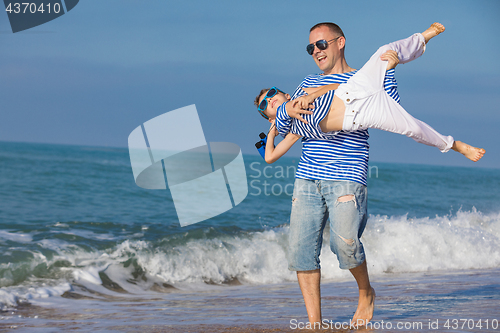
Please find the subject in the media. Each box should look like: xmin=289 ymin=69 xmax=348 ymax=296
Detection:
xmin=0 ymin=209 xmax=498 ymax=309
xmin=64 ymin=208 xmax=500 ymax=287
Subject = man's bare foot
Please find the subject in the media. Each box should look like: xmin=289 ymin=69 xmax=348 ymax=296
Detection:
xmin=422 ymin=22 xmax=445 ymax=44
xmin=452 ymin=141 xmax=485 ymax=162
xmin=351 ymin=287 xmax=375 ymax=328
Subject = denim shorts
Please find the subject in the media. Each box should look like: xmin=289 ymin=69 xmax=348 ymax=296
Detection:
xmin=287 ymin=178 xmax=368 ymax=271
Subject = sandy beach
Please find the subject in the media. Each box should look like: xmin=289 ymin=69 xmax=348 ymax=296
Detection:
xmin=2 ymin=268 xmax=499 ymax=332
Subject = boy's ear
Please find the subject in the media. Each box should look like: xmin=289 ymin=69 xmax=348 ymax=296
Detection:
xmin=285 ymin=94 xmax=291 ymax=100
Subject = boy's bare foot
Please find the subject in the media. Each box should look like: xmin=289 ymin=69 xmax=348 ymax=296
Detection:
xmin=351 ymin=287 xmax=375 ymax=328
xmin=422 ymin=22 xmax=445 ymax=44
xmin=452 ymin=141 xmax=485 ymax=162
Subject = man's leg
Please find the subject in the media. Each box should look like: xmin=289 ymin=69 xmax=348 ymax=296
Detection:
xmin=288 ymin=179 xmax=329 ymax=325
xmin=350 ymin=260 xmax=375 ymax=326
xmin=322 ymin=181 xmax=373 ymax=325
xmin=297 ymin=270 xmax=322 ymax=324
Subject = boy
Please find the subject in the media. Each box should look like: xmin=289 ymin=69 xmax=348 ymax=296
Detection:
xmin=255 ymin=23 xmax=485 ymax=164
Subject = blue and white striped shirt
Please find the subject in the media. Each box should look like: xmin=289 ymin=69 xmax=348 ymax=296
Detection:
xmin=275 ymin=69 xmax=399 ymax=186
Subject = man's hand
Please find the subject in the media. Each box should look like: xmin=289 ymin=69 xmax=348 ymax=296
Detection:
xmin=285 ymin=101 xmax=313 ymax=124
xmin=302 ymin=87 xmax=322 ymax=95
xmin=380 ymin=50 xmax=399 ymax=70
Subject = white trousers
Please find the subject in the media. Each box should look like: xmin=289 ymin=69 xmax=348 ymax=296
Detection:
xmin=336 ymin=33 xmax=454 ymax=152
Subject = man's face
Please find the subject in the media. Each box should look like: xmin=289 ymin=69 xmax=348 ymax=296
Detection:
xmin=258 ymin=91 xmax=290 ymax=120
xmin=309 ymin=26 xmax=343 ymax=74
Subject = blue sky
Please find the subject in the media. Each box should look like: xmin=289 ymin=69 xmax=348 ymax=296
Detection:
xmin=1 ymin=0 xmax=499 ymax=168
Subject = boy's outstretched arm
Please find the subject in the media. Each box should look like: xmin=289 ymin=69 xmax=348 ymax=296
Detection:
xmin=265 ymin=121 xmax=302 ymax=164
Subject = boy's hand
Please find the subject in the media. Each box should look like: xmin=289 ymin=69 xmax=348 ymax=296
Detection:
xmin=269 ymin=120 xmax=279 ymax=136
xmin=285 ymin=100 xmax=313 ymax=124
xmin=381 ymin=50 xmax=399 ymax=70
xmin=292 ymin=94 xmax=315 ymax=111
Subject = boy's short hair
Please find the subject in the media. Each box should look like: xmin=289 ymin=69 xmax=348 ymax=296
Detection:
xmin=254 ymin=88 xmax=271 ymax=108
xmin=254 ymin=87 xmax=287 ymax=119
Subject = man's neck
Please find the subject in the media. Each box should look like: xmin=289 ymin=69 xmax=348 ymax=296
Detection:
xmin=323 ymin=60 xmax=355 ymax=75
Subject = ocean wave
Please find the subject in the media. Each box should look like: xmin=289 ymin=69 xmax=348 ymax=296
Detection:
xmin=0 ymin=283 xmax=71 ymax=311
xmin=0 ymin=209 xmax=499 ymax=309
xmin=362 ymin=208 xmax=500 ymax=274
xmin=0 ymin=230 xmax=33 ymax=243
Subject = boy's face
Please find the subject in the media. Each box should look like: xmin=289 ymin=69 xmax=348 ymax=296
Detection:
xmin=258 ymin=91 xmax=290 ymax=121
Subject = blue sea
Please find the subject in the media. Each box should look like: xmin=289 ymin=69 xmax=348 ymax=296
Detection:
xmin=0 ymin=141 xmax=499 ymax=332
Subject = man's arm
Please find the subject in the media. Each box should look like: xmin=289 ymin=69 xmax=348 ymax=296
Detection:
xmin=265 ymin=121 xmax=302 ymax=164
xmin=381 ymin=50 xmax=399 ymax=70
xmin=293 ymin=50 xmax=400 ymax=111
xmin=381 ymin=50 xmax=400 ymax=102
xmin=293 ymin=84 xmax=340 ymax=110
xmin=276 ymin=50 xmax=400 ymax=139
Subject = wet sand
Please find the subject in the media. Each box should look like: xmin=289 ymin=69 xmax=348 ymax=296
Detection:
xmin=1 ymin=268 xmax=499 ymax=332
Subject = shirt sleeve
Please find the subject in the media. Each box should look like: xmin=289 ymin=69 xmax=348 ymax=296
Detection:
xmin=276 ymin=81 xmax=309 ymax=138
xmin=275 ymin=101 xmax=291 ymax=138
xmin=383 ymin=68 xmax=400 ymax=103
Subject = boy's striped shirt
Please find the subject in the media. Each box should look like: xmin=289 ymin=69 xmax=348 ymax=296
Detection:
xmin=275 ymin=69 xmax=399 ymax=186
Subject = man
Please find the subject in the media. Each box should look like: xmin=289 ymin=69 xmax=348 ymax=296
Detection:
xmin=273 ymin=23 xmax=400 ymax=327
xmin=256 ymin=24 xmax=484 ymax=165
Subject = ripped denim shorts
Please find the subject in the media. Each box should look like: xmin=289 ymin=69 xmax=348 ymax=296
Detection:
xmin=287 ymin=178 xmax=368 ymax=271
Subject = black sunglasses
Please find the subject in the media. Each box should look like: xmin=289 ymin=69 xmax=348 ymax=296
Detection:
xmin=306 ymin=36 xmax=341 ymax=55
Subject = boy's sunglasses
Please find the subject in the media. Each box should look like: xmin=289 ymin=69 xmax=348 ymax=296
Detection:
xmin=306 ymin=36 xmax=340 ymax=55
xmin=257 ymin=87 xmax=279 ymax=119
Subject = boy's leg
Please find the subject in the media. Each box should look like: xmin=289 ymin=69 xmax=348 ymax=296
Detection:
xmin=355 ymin=90 xmax=455 ymax=152
xmin=345 ymin=80 xmax=485 ymax=160
xmin=343 ymin=33 xmax=427 ymax=98
xmin=452 ymin=141 xmax=486 ymax=162
xmin=336 ymin=34 xmax=425 ymax=133
xmin=421 ymin=23 xmax=446 ymax=45
xmin=342 ymin=23 xmax=445 ymax=97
